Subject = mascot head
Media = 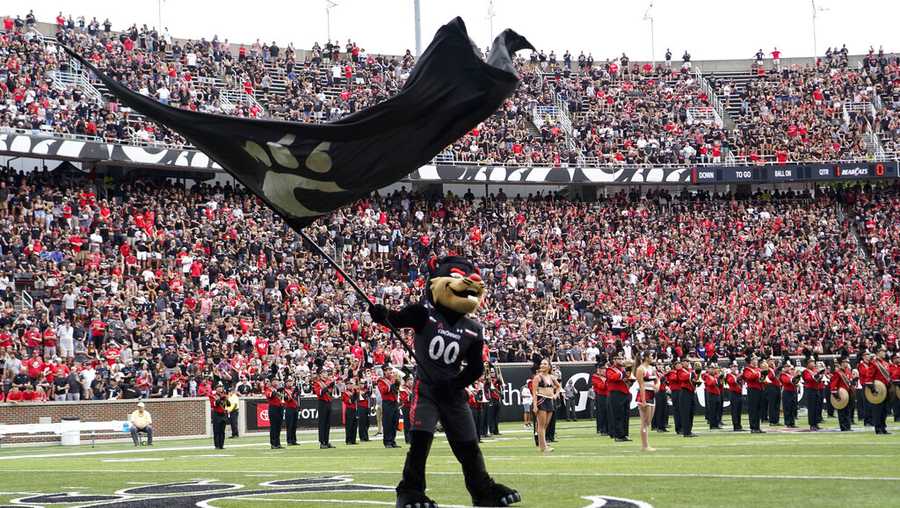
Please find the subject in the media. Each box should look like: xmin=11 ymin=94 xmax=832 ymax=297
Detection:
xmin=427 ymin=256 xmax=485 ymax=315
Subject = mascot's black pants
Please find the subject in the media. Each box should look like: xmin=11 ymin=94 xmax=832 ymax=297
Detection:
xmin=399 ymin=382 xmax=496 ymax=500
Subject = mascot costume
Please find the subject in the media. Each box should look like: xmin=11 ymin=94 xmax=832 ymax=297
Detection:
xmin=371 ymin=256 xmax=521 ymax=508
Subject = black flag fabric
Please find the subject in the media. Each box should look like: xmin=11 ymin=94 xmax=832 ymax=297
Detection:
xmin=63 ymin=17 xmax=532 ymax=230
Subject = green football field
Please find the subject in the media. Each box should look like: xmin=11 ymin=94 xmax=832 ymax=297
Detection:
xmin=1 ymin=417 xmax=898 ymax=508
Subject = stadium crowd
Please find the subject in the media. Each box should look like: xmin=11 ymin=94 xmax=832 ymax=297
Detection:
xmin=0 ymin=162 xmax=898 ymax=402
xmin=2 ymin=12 xmax=900 ymax=166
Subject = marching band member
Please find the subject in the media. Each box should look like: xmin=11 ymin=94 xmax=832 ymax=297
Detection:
xmin=742 ymin=356 xmax=765 ymax=433
xmin=400 ymin=377 xmax=414 ymax=444
xmin=313 ymin=369 xmax=336 ymax=448
xmin=725 ymin=361 xmax=744 ymax=431
xmin=892 ymin=353 xmax=900 ymax=423
xmin=779 ymin=362 xmax=799 ymax=428
xmin=209 ymin=385 xmax=228 ymax=449
xmin=801 ymin=358 xmax=824 ymax=431
xmin=652 ymin=361 xmax=670 ymax=433
xmin=667 ymin=359 xmax=684 ymax=435
xmin=858 ymin=351 xmax=874 ymax=426
xmin=357 ymin=377 xmax=372 ymax=442
xmin=284 ymin=378 xmax=300 ymax=446
xmin=702 ymin=363 xmax=723 ymax=430
xmin=264 ymin=379 xmax=285 ymax=449
xmin=343 ymin=379 xmax=359 ymax=445
xmin=869 ymin=347 xmax=892 ymax=435
xmin=378 ymin=368 xmax=402 ymax=448
xmin=829 ymin=355 xmax=853 ymax=431
xmin=765 ymin=358 xmax=782 ymax=426
xmin=606 ymin=352 xmax=631 ymax=442
xmin=675 ymin=360 xmax=699 ymax=437
xmin=634 ymin=350 xmax=658 ymax=451
xmin=590 ymin=362 xmax=609 ymax=435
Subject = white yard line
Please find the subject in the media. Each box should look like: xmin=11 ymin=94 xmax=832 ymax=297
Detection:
xmin=200 ymin=498 xmax=470 ymax=508
xmin=101 ymin=458 xmax=165 ymax=462
xmin=0 ymin=469 xmax=895 ymax=482
xmin=0 ymin=442 xmax=269 ymax=461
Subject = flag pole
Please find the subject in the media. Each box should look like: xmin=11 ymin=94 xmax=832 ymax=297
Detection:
xmin=298 ymin=229 xmax=499 ymax=383
xmin=298 ymin=230 xmax=421 ymax=366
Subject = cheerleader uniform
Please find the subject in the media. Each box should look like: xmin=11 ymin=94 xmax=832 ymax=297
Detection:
xmin=636 ymin=366 xmax=657 ymax=405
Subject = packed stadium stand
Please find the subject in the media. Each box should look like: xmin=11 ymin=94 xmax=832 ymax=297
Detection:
xmin=0 ymin=12 xmax=898 ymax=402
xmin=3 ymin=13 xmax=899 ymax=164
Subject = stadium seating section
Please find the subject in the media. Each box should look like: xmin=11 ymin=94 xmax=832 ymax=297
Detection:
xmin=0 ymin=14 xmax=898 ymax=401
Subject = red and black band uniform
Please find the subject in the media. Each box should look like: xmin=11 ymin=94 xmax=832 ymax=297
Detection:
xmin=725 ymin=371 xmax=743 ymax=431
xmin=209 ymin=393 xmax=228 ymax=449
xmin=605 ymin=365 xmax=630 ymax=440
xmin=357 ymin=385 xmax=371 ymax=442
xmin=801 ymin=368 xmax=824 ymax=430
xmin=590 ymin=372 xmax=609 ymax=435
xmin=343 ymin=388 xmax=358 ymax=444
xmin=652 ymin=372 xmax=669 ymax=431
xmin=488 ymin=378 xmax=502 ymax=436
xmin=400 ymin=386 xmax=412 ymax=444
xmin=264 ymin=387 xmax=284 ymax=448
xmin=667 ymin=369 xmax=683 ymax=434
xmin=742 ymin=366 xmax=764 ymax=432
xmin=828 ymin=367 xmax=853 ymax=431
xmin=765 ymin=369 xmax=782 ymax=425
xmin=864 ymin=359 xmax=892 ymax=434
xmin=284 ymin=387 xmax=300 ymax=445
xmin=676 ymin=367 xmax=697 ymax=436
xmin=378 ymin=376 xmax=400 ymax=447
xmin=779 ymin=370 xmax=799 ymax=427
xmin=312 ymin=378 xmax=334 ymax=446
xmin=702 ymin=372 xmax=723 ymax=429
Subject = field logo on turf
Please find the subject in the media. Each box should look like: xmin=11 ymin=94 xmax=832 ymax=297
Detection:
xmin=9 ymin=476 xmax=392 ymax=507
xmin=581 ymin=494 xmax=654 ymax=508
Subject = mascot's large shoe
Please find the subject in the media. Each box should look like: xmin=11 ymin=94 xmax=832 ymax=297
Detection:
xmin=471 ymin=481 xmax=522 ymax=507
xmin=396 ymin=489 xmax=439 ymax=508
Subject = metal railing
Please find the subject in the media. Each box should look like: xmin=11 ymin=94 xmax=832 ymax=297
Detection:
xmin=21 ymin=291 xmax=33 ymax=310
xmin=436 ymin=153 xmax=899 ymax=169
xmin=694 ymin=66 xmax=726 ymax=123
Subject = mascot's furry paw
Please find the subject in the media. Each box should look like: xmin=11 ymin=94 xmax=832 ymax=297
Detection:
xmin=396 ymin=489 xmax=439 ymax=508
xmin=472 ymin=483 xmax=521 ymax=507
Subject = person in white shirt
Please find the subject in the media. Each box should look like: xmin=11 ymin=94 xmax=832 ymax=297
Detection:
xmin=129 ymin=401 xmax=153 ymax=446
xmin=520 ymin=383 xmax=533 ymax=428
xmin=57 ymin=322 xmax=74 ymax=359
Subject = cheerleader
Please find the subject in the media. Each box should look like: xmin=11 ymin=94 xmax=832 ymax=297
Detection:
xmin=634 ymin=350 xmax=659 ymax=452
xmin=531 ymin=358 xmax=561 ymax=454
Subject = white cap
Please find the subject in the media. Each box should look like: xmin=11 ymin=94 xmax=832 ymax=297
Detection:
xmin=137 ymin=401 xmax=145 ymax=408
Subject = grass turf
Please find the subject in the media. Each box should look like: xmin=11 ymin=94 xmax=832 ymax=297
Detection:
xmin=0 ymin=416 xmax=898 ymax=508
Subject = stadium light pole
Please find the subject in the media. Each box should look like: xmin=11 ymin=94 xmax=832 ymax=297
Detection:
xmin=326 ymin=0 xmax=338 ymax=44
xmin=487 ymin=0 xmax=496 ymax=48
xmin=156 ymin=0 xmax=164 ymax=32
xmin=414 ymin=0 xmax=422 ymax=58
xmin=643 ymin=2 xmax=655 ymax=67
xmin=811 ymin=0 xmax=829 ymax=63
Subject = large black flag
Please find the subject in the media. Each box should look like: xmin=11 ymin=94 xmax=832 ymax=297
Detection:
xmin=63 ymin=17 xmax=532 ymax=230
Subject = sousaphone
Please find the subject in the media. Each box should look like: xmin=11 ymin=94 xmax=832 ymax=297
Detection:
xmin=864 ymin=380 xmax=888 ymax=405
xmin=830 ymin=387 xmax=850 ymax=410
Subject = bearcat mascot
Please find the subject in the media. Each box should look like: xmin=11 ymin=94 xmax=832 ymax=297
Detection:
xmin=371 ymin=256 xmax=521 ymax=508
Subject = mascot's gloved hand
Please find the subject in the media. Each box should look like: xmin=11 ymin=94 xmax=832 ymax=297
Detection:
xmin=369 ymin=304 xmax=389 ymax=325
